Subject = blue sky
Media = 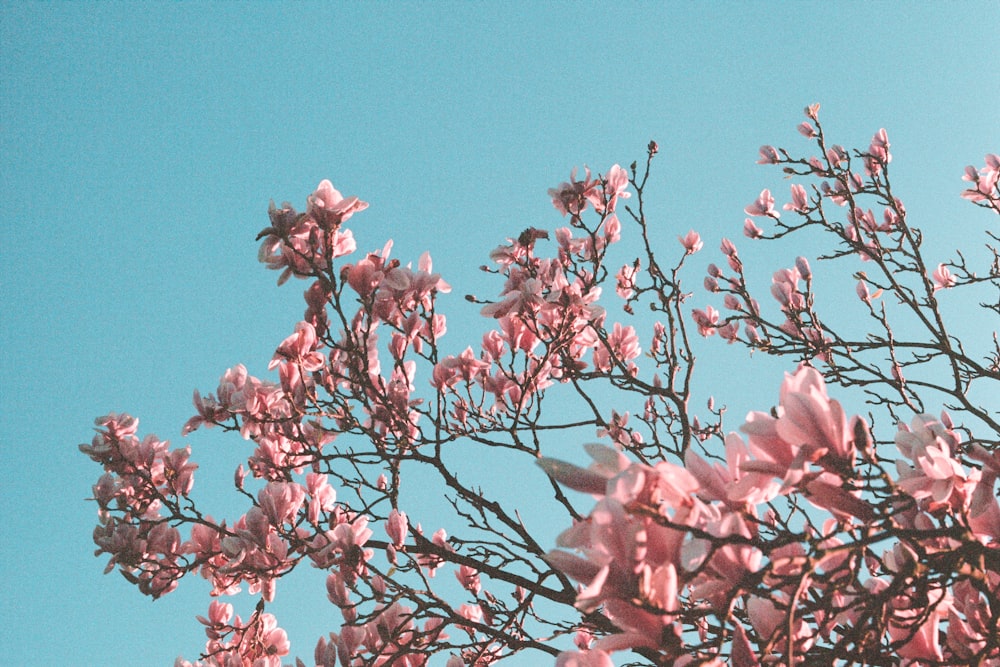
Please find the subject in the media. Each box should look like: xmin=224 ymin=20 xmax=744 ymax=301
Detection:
xmin=2 ymin=2 xmax=998 ymax=665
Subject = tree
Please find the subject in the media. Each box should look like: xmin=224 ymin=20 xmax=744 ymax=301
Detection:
xmin=80 ymin=106 xmax=1000 ymax=666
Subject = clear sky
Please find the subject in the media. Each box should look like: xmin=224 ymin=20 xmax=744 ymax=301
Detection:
xmin=2 ymin=2 xmax=998 ymax=665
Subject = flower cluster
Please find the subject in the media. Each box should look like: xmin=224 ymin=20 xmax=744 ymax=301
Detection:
xmin=81 ymin=112 xmax=999 ymax=666
xmin=258 ymin=180 xmax=366 ymax=285
xmin=176 ymin=602 xmax=289 ymax=667
xmin=432 ymin=165 xmax=640 ymax=428
xmin=545 ymin=366 xmax=1000 ymax=665
xmin=962 ymin=154 xmax=1000 ymax=211
xmin=80 ymin=413 xmax=195 ymax=598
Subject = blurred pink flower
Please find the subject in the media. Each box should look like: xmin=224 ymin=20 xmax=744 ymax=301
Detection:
xmin=931 ymin=263 xmax=956 ymax=291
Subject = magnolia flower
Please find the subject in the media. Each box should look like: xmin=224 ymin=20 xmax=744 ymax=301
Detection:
xmin=743 ymin=218 xmax=764 ymax=238
xmin=745 ymin=189 xmax=779 ymax=218
xmin=783 ymin=183 xmax=809 ymax=213
xmin=757 ymin=145 xmax=781 ymax=164
xmin=678 ymin=230 xmax=703 ymax=254
xmin=931 ymin=263 xmax=956 ymax=291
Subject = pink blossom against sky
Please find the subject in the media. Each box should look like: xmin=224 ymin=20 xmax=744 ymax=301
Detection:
xmin=2 ymin=2 xmax=998 ymax=665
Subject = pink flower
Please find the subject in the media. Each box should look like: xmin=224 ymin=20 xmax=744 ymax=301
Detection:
xmin=593 ymin=323 xmax=641 ymax=372
xmin=740 ymin=366 xmax=861 ymax=488
xmin=685 ymin=432 xmax=778 ymax=509
xmin=162 ymin=446 xmax=197 ymax=496
xmin=895 ymin=414 xmax=966 ymax=506
xmin=386 ymin=508 xmax=408 ymax=548
xmin=603 ymin=164 xmax=631 ymax=212
xmin=678 ymin=230 xmax=703 ymax=254
xmin=961 ymin=154 xmax=1000 ymax=202
xmin=783 ymin=184 xmax=809 ymax=213
xmin=743 ymin=218 xmax=763 ymax=239
xmin=717 ymin=321 xmax=739 ymax=343
xmin=269 ymin=320 xmax=325 ymax=372
xmin=308 ymin=179 xmax=369 ymax=226
xmin=196 ymin=599 xmax=234 ymax=630
xmin=744 ymin=189 xmax=779 ymax=218
xmin=306 ymin=473 xmax=337 ymax=524
xmin=720 ymin=238 xmax=738 ymax=258
xmin=433 ymin=347 xmax=490 ymax=387
xmin=825 ymin=145 xmax=847 ymax=167
xmin=931 ymin=263 xmax=956 ymax=291
xmin=615 ymin=262 xmax=639 ymax=300
xmin=602 ymin=213 xmax=622 ymax=243
xmin=757 ymin=145 xmax=781 ymax=164
xmin=455 ymin=564 xmax=481 ymax=595
xmin=794 ymin=256 xmax=811 ymax=280
xmin=856 ymin=280 xmax=871 ymax=303
xmin=258 ymin=481 xmax=306 ymax=527
xmin=775 ymin=365 xmax=857 ymax=465
xmin=691 ymin=306 xmax=719 ymax=337
xmin=257 ymin=613 xmax=290 ymax=659
xmin=549 ymin=167 xmax=602 ymax=216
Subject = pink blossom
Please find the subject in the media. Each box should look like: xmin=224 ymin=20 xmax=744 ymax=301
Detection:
xmin=678 ymin=230 xmax=703 ymax=254
xmin=182 ymin=389 xmax=228 ymax=435
xmin=797 ymin=121 xmax=817 ymax=138
xmin=739 ymin=366 xmax=861 ymax=489
xmin=743 ymin=218 xmax=763 ymax=238
xmin=719 ymin=238 xmax=738 ymax=258
xmin=256 ymin=613 xmax=291 ymax=660
xmin=602 ymin=213 xmax=621 ymax=244
xmin=269 ymin=320 xmax=325 ymax=372
xmin=685 ymin=432 xmax=778 ymax=509
xmin=592 ymin=323 xmax=640 ymax=373
xmin=856 ymin=279 xmax=871 ymax=303
xmin=308 ymin=179 xmax=369 ymax=226
xmin=162 ymin=446 xmax=197 ymax=496
xmin=757 ymin=145 xmax=781 ymax=164
xmin=691 ymin=306 xmax=719 ymax=337
xmin=549 ymin=167 xmax=602 ymax=216
xmin=783 ymin=183 xmax=809 ymax=213
xmin=775 ymin=365 xmax=857 ymax=466
xmin=895 ymin=414 xmax=967 ymax=506
xmin=794 ymin=256 xmax=811 ymax=280
xmin=888 ymin=589 xmax=947 ymax=662
xmin=744 ymin=189 xmax=779 ymax=218
xmin=259 ymin=481 xmax=307 ymax=528
xmin=825 ymin=144 xmax=847 ymax=167
xmin=455 ymin=564 xmax=481 ymax=595
xmin=717 ymin=321 xmax=739 ymax=343
xmin=386 ymin=508 xmax=408 ymax=548
xmin=603 ymin=164 xmax=631 ymax=212
xmin=849 ymin=206 xmax=878 ymax=233
xmin=306 ymin=473 xmax=337 ymax=525
xmin=931 ymin=263 xmax=956 ymax=291
xmin=439 ymin=347 xmax=490 ymax=383
xmin=770 ymin=267 xmax=804 ymax=311
xmin=196 ymin=600 xmax=234 ymax=630
xmin=961 ymin=154 xmax=1000 ymax=203
xmin=865 ymin=128 xmax=891 ymax=175
xmin=615 ymin=262 xmax=639 ymax=300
